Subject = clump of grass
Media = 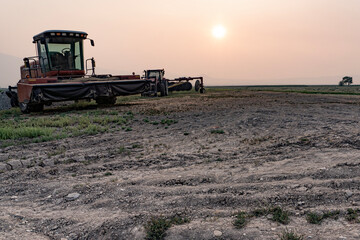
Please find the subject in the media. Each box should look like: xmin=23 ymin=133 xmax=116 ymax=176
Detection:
xmin=169 ymin=215 xmax=190 ymax=225
xmin=125 ymin=127 xmax=132 ymax=132
xmin=118 ymin=146 xmax=126 ymax=154
xmin=346 ymin=208 xmax=360 ymax=222
xmin=145 ymin=215 xmax=189 ymax=240
xmin=160 ymin=119 xmax=178 ymax=126
xmin=132 ymin=144 xmax=142 ymax=149
xmin=0 ymin=127 xmax=53 ymax=140
xmin=278 ymin=228 xmax=304 ymax=240
xmin=270 ymin=206 xmax=289 ymax=225
xmin=306 ymin=212 xmax=323 ymax=224
xmin=104 ymin=172 xmax=113 ymax=176
xmin=210 ymin=129 xmax=225 ymax=134
xmin=184 ymin=132 xmax=189 ymax=136
xmin=306 ymin=210 xmax=340 ymax=224
xmin=234 ymin=212 xmax=248 ymax=229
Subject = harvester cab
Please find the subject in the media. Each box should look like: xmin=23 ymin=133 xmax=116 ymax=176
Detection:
xmin=29 ymin=30 xmax=92 ymax=78
xmin=7 ymin=30 xmax=150 ymax=113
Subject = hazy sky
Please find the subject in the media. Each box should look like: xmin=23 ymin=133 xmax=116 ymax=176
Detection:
xmin=0 ymin=0 xmax=360 ymax=86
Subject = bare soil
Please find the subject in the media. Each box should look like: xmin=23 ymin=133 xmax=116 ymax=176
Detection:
xmin=1 ymin=90 xmax=360 ymax=240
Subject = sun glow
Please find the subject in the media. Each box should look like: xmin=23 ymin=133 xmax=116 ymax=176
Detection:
xmin=212 ymin=25 xmax=226 ymax=39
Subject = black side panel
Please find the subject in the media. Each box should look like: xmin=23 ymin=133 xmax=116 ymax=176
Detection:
xmin=31 ymin=80 xmax=148 ymax=102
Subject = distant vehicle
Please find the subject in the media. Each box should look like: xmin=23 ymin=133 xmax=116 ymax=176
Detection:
xmin=141 ymin=69 xmax=205 ymax=97
xmin=339 ymin=76 xmax=353 ymax=86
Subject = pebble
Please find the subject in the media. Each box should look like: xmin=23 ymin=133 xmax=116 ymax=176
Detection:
xmin=65 ymin=192 xmax=80 ymax=201
xmin=345 ymin=191 xmax=353 ymax=198
xmin=214 ymin=230 xmax=222 ymax=237
xmin=298 ymin=187 xmax=308 ymax=192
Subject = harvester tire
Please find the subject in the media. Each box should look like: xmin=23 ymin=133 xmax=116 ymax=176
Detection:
xmin=195 ymin=80 xmax=200 ymax=92
xmin=10 ymin=96 xmax=19 ymax=107
xmin=20 ymin=102 xmax=30 ymax=114
xmin=160 ymin=81 xmax=168 ymax=97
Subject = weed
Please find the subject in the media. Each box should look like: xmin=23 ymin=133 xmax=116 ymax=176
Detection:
xmin=151 ymin=121 xmax=159 ymax=125
xmin=160 ymin=119 xmax=178 ymax=126
xmin=322 ymin=210 xmax=340 ymax=220
xmin=184 ymin=132 xmax=189 ymax=136
xmin=104 ymin=172 xmax=113 ymax=176
xmin=234 ymin=212 xmax=248 ymax=229
xmin=118 ymin=146 xmax=126 ymax=154
xmin=132 ymin=144 xmax=142 ymax=149
xmin=270 ymin=206 xmax=289 ymax=225
xmin=125 ymin=127 xmax=133 ymax=132
xmin=210 ymin=129 xmax=225 ymax=134
xmin=145 ymin=217 xmax=171 ymax=240
xmin=278 ymin=228 xmax=304 ymax=240
xmin=346 ymin=208 xmax=360 ymax=222
xmin=169 ymin=215 xmax=190 ymax=225
xmin=306 ymin=210 xmax=340 ymax=224
xmin=306 ymin=212 xmax=323 ymax=224
xmin=143 ymin=118 xmax=150 ymax=123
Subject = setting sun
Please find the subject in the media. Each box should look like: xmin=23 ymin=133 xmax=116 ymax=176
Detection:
xmin=212 ymin=25 xmax=226 ymax=39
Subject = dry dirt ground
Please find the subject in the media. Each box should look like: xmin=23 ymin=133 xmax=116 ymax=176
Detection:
xmin=1 ymin=90 xmax=360 ymax=240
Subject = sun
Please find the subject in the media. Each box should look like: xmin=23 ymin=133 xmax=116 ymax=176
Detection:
xmin=212 ymin=25 xmax=226 ymax=39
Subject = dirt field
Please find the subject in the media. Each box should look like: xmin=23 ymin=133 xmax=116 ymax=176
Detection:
xmin=1 ymin=89 xmax=360 ymax=240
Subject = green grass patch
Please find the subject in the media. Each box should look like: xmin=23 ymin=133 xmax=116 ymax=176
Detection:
xmin=346 ymin=208 xmax=360 ymax=222
xmin=234 ymin=212 xmax=248 ymax=229
xmin=0 ymin=127 xmax=53 ymax=140
xmin=270 ymin=206 xmax=289 ymax=225
xmin=278 ymin=228 xmax=304 ymax=240
xmin=160 ymin=119 xmax=178 ymax=126
xmin=306 ymin=210 xmax=340 ymax=224
xmin=210 ymin=129 xmax=225 ymax=134
xmin=145 ymin=215 xmax=190 ymax=240
xmin=0 ymin=107 xmax=136 ymax=147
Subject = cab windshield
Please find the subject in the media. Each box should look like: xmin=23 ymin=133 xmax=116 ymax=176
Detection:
xmin=38 ymin=37 xmax=84 ymax=72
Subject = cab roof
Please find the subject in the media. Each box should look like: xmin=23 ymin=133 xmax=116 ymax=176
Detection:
xmin=33 ymin=30 xmax=88 ymax=42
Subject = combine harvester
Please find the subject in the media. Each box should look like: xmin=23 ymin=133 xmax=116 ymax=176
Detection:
xmin=6 ymin=30 xmax=150 ymax=113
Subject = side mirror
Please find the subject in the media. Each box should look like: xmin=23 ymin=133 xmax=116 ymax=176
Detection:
xmin=90 ymin=39 xmax=95 ymax=46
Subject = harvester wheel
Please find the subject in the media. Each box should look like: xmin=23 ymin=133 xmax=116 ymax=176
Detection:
xmin=160 ymin=81 xmax=168 ymax=97
xmin=20 ymin=102 xmax=30 ymax=114
xmin=10 ymin=96 xmax=19 ymax=107
xmin=195 ymin=80 xmax=200 ymax=92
